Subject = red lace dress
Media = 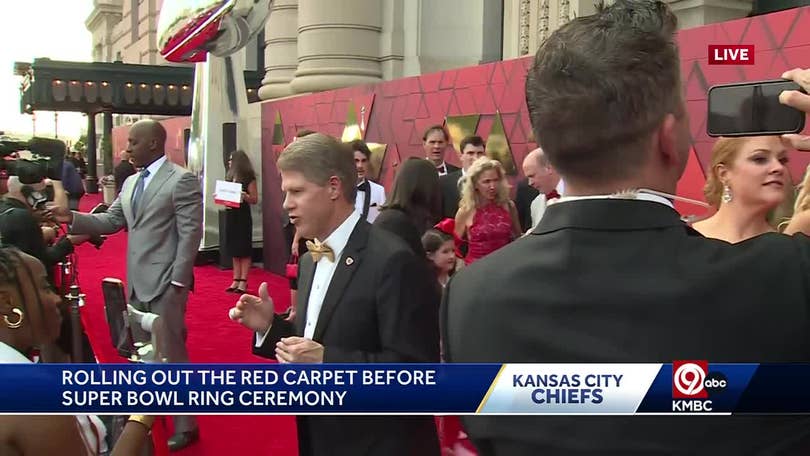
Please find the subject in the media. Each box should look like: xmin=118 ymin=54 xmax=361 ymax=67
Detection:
xmin=464 ymin=203 xmax=513 ymax=265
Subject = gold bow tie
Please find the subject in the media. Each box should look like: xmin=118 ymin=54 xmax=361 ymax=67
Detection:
xmin=306 ymin=239 xmax=335 ymax=262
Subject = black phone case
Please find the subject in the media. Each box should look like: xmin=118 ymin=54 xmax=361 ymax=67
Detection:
xmin=707 ymin=79 xmax=806 ymax=137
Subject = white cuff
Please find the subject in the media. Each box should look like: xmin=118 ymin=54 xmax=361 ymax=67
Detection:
xmin=171 ymin=281 xmax=185 ymax=288
xmin=140 ymin=313 xmax=159 ymax=333
xmin=254 ymin=326 xmax=272 ymax=348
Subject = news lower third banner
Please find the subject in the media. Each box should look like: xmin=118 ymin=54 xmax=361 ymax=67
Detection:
xmin=1 ymin=362 xmax=809 ymax=415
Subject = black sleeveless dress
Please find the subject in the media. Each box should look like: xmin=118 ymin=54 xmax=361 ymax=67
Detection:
xmin=225 ymin=180 xmax=253 ymax=258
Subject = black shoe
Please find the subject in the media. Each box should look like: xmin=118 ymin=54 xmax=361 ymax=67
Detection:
xmin=168 ymin=429 xmax=200 ymax=452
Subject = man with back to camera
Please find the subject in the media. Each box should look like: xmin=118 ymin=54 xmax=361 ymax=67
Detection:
xmin=229 ymin=133 xmax=441 ymax=456
xmin=444 ymin=0 xmax=810 ymax=454
xmin=439 ymin=135 xmax=487 ymax=219
xmin=48 ymin=119 xmax=203 ymax=451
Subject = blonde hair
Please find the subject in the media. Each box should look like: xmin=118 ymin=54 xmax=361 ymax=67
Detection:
xmin=793 ymin=164 xmax=810 ymax=213
xmin=703 ymin=137 xmax=750 ymax=208
xmin=459 ymin=158 xmax=510 ymax=213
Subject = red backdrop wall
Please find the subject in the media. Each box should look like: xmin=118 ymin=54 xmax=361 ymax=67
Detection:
xmin=112 ymin=116 xmax=190 ymax=166
xmin=111 ymin=6 xmax=810 ymax=271
xmin=259 ymin=6 xmax=810 ymax=217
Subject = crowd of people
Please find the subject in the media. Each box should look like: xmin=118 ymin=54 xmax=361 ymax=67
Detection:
xmin=5 ymin=0 xmax=810 ymax=454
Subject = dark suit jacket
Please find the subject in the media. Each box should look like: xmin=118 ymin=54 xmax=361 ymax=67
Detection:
xmin=443 ymin=199 xmax=810 ymax=455
xmin=254 ymin=220 xmax=441 ymax=456
xmin=444 ymin=163 xmax=460 ymax=174
xmin=513 ymin=178 xmax=539 ymax=231
xmin=439 ymin=169 xmax=463 ymax=220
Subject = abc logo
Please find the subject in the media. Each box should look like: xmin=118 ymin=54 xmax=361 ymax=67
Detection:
xmin=672 ymin=361 xmax=727 ymax=398
xmin=704 ymin=372 xmax=727 ymax=394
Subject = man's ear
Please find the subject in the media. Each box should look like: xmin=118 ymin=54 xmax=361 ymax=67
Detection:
xmin=656 ymin=113 xmax=679 ymax=166
xmin=327 ymin=176 xmax=342 ymax=200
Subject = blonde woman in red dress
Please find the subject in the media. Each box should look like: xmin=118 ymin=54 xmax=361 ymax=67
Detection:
xmin=455 ymin=158 xmax=522 ymax=265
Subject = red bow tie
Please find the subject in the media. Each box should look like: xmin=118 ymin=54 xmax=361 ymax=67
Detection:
xmin=545 ymin=190 xmax=560 ymax=200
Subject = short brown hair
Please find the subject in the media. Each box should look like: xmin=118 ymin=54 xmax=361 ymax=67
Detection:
xmin=278 ymin=134 xmax=357 ymax=203
xmin=422 ymin=125 xmax=449 ymax=142
xmin=703 ymin=137 xmax=748 ymax=207
xmin=525 ymin=0 xmax=682 ymax=184
xmin=348 ymin=139 xmax=372 ymax=159
xmin=459 ymin=135 xmax=485 ymax=153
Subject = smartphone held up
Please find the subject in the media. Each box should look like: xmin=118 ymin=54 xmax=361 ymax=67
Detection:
xmin=707 ymin=79 xmax=806 ymax=137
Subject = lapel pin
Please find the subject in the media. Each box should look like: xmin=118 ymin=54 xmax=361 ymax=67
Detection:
xmin=345 ymin=257 xmax=354 ymax=266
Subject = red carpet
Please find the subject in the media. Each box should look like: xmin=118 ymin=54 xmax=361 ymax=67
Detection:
xmin=73 ymin=193 xmax=298 ymax=455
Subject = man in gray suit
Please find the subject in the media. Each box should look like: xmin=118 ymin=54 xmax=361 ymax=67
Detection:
xmin=50 ymin=119 xmax=203 ymax=451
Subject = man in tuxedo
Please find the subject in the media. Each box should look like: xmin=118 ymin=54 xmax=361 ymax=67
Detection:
xmin=522 ymin=147 xmax=564 ymax=228
xmin=444 ymin=1 xmax=810 ymax=454
xmin=512 ymin=178 xmax=538 ymax=231
xmin=49 ymin=119 xmax=203 ymax=451
xmin=423 ymin=125 xmax=460 ymax=176
xmin=439 ymin=135 xmax=486 ymax=219
xmin=348 ymin=139 xmax=386 ymax=222
xmin=230 ymin=133 xmax=441 ymax=456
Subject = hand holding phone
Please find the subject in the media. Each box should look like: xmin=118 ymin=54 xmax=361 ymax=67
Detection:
xmin=779 ymin=68 xmax=810 ymax=151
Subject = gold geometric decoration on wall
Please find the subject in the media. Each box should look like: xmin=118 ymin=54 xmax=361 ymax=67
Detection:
xmin=342 ymin=101 xmax=363 ymax=142
xmin=445 ymin=114 xmax=480 ymax=153
xmin=272 ymin=111 xmax=285 ymax=145
xmin=368 ymin=143 xmax=388 ymax=182
xmin=486 ymin=112 xmax=516 ymax=175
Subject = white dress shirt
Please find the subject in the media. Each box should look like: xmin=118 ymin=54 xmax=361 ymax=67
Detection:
xmin=525 ymin=186 xmax=676 ymax=235
xmin=256 ymin=210 xmax=361 ymax=345
xmin=140 ymin=155 xmax=167 ymax=193
xmin=530 ymin=179 xmax=567 ymax=228
xmin=354 ymin=179 xmax=386 ymax=223
xmin=553 ymin=191 xmax=674 ymax=208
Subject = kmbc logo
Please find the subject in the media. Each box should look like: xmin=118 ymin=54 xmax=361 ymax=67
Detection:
xmin=673 ymin=360 xmax=708 ymax=398
xmin=672 ymin=361 xmax=728 ymax=411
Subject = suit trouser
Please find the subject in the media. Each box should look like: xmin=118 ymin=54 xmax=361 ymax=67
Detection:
xmin=131 ymin=284 xmax=197 ymax=433
xmin=68 ymin=196 xmax=82 ymax=211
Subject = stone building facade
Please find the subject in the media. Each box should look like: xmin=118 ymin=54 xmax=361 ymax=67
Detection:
xmin=87 ymin=0 xmax=755 ymax=99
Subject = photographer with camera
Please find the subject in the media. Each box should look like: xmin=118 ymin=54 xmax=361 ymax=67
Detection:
xmin=0 ymin=160 xmax=89 ymax=271
xmin=0 ymin=160 xmax=91 ymax=363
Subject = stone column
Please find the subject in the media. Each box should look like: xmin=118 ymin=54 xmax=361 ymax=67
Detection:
xmin=85 ymin=113 xmax=98 ymax=194
xmin=290 ymin=0 xmax=382 ymax=94
xmin=666 ymin=0 xmax=753 ymax=29
xmin=102 ymin=111 xmax=114 ymax=176
xmin=258 ymin=0 xmax=299 ymax=100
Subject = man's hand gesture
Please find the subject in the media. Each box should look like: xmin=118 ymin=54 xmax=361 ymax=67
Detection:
xmin=229 ymin=282 xmax=275 ymax=334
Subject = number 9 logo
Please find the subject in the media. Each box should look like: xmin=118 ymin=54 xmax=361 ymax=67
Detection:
xmin=674 ymin=362 xmax=706 ymax=396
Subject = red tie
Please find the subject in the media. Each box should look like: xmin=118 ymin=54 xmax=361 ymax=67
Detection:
xmin=545 ymin=189 xmax=560 ymax=200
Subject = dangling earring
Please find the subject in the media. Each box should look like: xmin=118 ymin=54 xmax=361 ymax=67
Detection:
xmin=721 ymin=184 xmax=733 ymax=204
xmin=3 ymin=308 xmax=24 ymax=329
